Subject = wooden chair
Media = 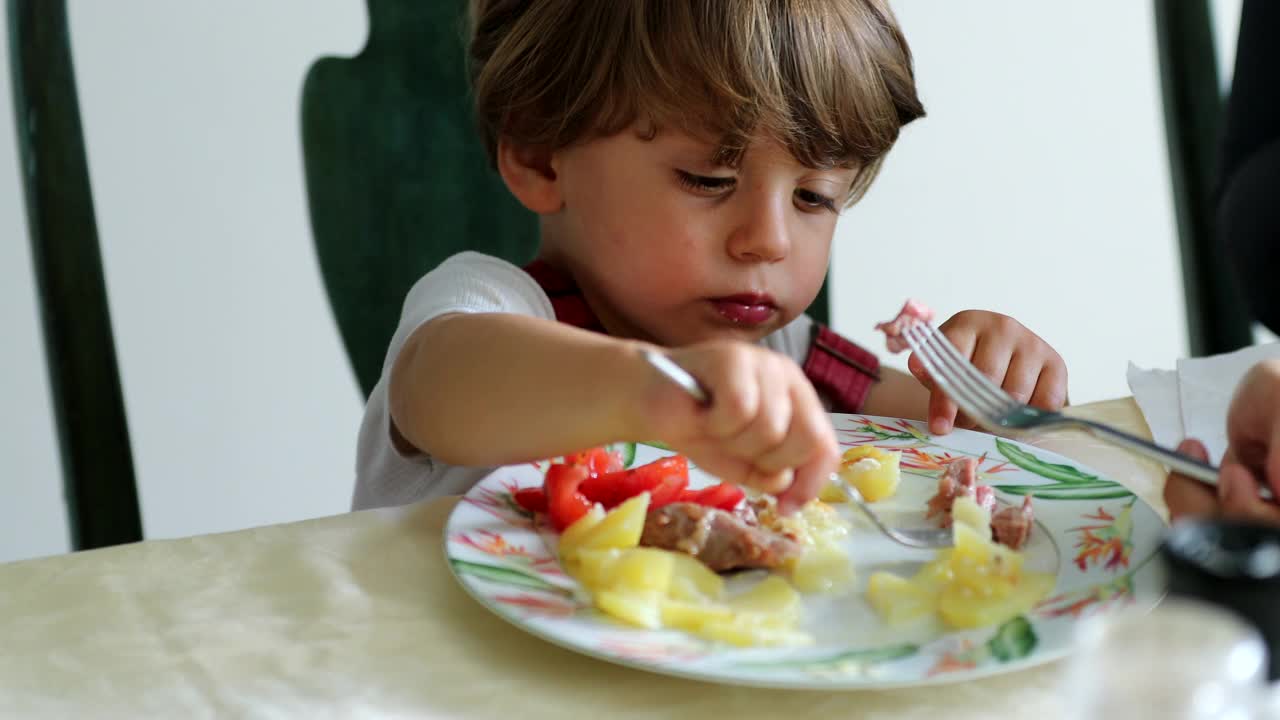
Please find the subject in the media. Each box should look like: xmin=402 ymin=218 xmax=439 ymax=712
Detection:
xmin=8 ymin=0 xmax=144 ymax=550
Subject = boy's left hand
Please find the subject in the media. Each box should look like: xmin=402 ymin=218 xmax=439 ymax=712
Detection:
xmin=907 ymin=310 xmax=1068 ymax=435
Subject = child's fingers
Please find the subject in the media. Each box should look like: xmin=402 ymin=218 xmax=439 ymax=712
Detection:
xmin=928 ymin=389 xmax=958 ymax=435
xmin=906 ymin=353 xmax=934 ymax=390
xmin=1000 ymin=351 xmax=1043 ymax=406
xmin=682 ymin=447 xmax=759 ymax=493
xmin=721 ymin=363 xmax=791 ymax=462
xmin=1028 ymin=360 xmax=1069 ymax=410
xmin=1164 ymin=439 xmax=1219 ymax=520
xmin=694 ymin=351 xmax=760 ymax=440
xmin=752 ymin=383 xmax=838 ymax=480
xmin=777 ymin=449 xmax=838 ymax=515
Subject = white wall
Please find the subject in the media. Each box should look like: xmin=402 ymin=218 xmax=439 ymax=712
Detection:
xmin=833 ymin=2 xmax=1191 ymax=403
xmin=0 ymin=2 xmax=1247 ymax=562
xmin=0 ymin=1 xmax=366 ymax=562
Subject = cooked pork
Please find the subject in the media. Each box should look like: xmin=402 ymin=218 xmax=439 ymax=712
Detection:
xmin=874 ymin=299 xmax=936 ymax=353
xmin=640 ymin=502 xmax=801 ymax=571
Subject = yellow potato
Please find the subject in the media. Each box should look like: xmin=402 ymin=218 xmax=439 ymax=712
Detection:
xmin=790 ymin=545 xmax=855 ymax=594
xmin=951 ymin=495 xmax=991 ymax=534
xmin=658 ymin=598 xmax=735 ymax=632
xmin=727 ymin=575 xmax=802 ymax=625
xmin=949 ymin=523 xmax=1022 ymax=596
xmin=574 ymin=492 xmax=649 ymax=551
xmin=837 ymin=446 xmax=902 ymax=502
xmin=937 ymin=572 xmax=1055 ymax=629
xmin=697 ymin=617 xmax=813 ymax=648
xmin=562 ymin=547 xmax=622 ymax=589
xmin=867 ymin=571 xmax=937 ymax=626
xmin=558 ymin=503 xmax=606 ymax=558
xmin=668 ymin=552 xmax=724 ymax=602
xmin=609 ymin=548 xmax=675 ymax=595
xmin=594 ymin=589 xmax=662 ymax=629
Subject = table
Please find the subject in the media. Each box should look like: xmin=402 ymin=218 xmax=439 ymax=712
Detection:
xmin=0 ymin=399 xmax=1166 ymax=719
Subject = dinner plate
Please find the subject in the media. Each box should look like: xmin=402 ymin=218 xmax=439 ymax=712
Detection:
xmin=444 ymin=413 xmax=1165 ymax=689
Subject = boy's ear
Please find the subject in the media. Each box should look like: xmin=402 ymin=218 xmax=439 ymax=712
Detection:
xmin=496 ymin=139 xmax=562 ymax=214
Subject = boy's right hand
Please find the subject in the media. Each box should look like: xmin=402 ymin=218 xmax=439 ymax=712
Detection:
xmin=634 ymin=341 xmax=840 ymax=514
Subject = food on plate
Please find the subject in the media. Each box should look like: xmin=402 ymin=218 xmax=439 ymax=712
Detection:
xmin=748 ymin=494 xmax=854 ymax=594
xmin=823 ymin=445 xmax=902 ymax=503
xmin=640 ymin=502 xmax=800 ymax=572
xmin=513 ymin=449 xmax=745 ymax=530
xmin=557 ymin=492 xmax=812 ymax=646
xmin=926 ymin=457 xmax=1033 ymax=551
xmin=991 ymin=495 xmax=1035 ymax=551
xmin=926 ymin=457 xmax=995 ymax=526
xmin=866 ymin=495 xmax=1054 ymax=630
xmin=526 ymin=447 xmax=858 ymax=644
xmin=874 ymin=299 xmax=935 ymax=353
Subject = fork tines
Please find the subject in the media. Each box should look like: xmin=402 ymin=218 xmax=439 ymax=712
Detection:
xmin=902 ymin=322 xmax=1014 ymax=430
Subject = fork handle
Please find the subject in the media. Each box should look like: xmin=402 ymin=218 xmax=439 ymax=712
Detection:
xmin=1071 ymin=417 xmax=1226 ymax=487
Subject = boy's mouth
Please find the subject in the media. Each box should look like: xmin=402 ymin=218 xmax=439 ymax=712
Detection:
xmin=709 ymin=293 xmax=778 ymax=326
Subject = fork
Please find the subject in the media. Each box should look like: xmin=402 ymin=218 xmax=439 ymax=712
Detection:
xmin=640 ymin=349 xmax=953 ymax=549
xmin=899 ymin=322 xmax=1245 ymax=496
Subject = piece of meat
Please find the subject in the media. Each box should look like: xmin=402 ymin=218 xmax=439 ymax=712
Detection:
xmin=640 ymin=502 xmax=801 ymax=572
xmin=731 ymin=497 xmax=759 ymax=526
xmin=926 ymin=457 xmax=983 ymax=526
xmin=874 ymin=299 xmax=936 ymax=353
xmin=991 ymin=496 xmax=1034 ymax=550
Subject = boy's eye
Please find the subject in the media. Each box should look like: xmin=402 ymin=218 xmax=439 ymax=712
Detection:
xmin=675 ymin=169 xmax=736 ymax=194
xmin=795 ymin=188 xmax=838 ymax=213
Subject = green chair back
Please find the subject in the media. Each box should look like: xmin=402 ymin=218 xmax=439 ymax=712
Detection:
xmin=301 ymin=0 xmax=537 ymax=397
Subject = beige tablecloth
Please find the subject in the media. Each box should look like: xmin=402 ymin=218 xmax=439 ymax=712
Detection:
xmin=0 ymin=399 xmax=1166 ymax=719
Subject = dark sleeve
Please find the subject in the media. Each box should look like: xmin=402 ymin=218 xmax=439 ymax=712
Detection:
xmin=1217 ymin=0 xmax=1280 ymax=334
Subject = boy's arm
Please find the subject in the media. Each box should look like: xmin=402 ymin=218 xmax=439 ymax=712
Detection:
xmin=389 ymin=312 xmax=652 ymax=467
xmin=861 ymin=366 xmax=930 ymax=421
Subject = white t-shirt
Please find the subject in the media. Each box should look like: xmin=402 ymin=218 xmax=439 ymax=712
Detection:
xmin=352 ymin=251 xmax=815 ymax=510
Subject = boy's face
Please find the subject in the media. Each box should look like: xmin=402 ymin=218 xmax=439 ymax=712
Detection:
xmin=540 ymin=127 xmax=854 ymax=347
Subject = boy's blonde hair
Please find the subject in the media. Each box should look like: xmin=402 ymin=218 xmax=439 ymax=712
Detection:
xmin=469 ymin=0 xmax=924 ymax=204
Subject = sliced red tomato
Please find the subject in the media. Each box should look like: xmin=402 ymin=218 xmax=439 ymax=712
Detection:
xmin=678 ymin=482 xmax=746 ymax=512
xmin=580 ymin=456 xmax=689 ymax=508
xmin=561 ymin=447 xmax=624 ymax=476
xmin=545 ymin=464 xmax=592 ymax=532
xmin=513 ymin=487 xmax=548 ymax=514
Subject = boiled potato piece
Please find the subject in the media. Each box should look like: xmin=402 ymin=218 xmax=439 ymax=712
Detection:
xmin=609 ymin=548 xmax=675 ymax=595
xmin=867 ymin=571 xmax=937 ymax=626
xmin=867 ymin=521 xmax=1051 ymax=630
xmin=595 ymin=589 xmax=661 ymax=629
xmin=727 ymin=576 xmax=802 ymax=625
xmin=949 ymin=523 xmax=1023 ymax=597
xmin=836 ymin=446 xmax=902 ymax=502
xmin=668 ymin=552 xmax=724 ymax=602
xmin=574 ymin=492 xmax=649 ymax=551
xmin=937 ymin=572 xmax=1055 ymax=629
xmin=697 ymin=617 xmax=813 ymax=648
xmin=563 ymin=547 xmax=622 ymax=589
xmin=558 ymin=503 xmax=606 ymax=558
xmin=658 ymin=598 xmax=735 ymax=631
xmin=951 ymin=495 xmax=991 ymax=534
xmin=791 ymin=545 xmax=855 ymax=594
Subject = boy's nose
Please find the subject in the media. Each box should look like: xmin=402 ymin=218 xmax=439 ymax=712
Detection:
xmin=725 ymin=197 xmax=790 ymax=263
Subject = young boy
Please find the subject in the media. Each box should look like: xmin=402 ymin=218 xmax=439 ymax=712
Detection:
xmin=353 ymin=0 xmax=1067 ymax=514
